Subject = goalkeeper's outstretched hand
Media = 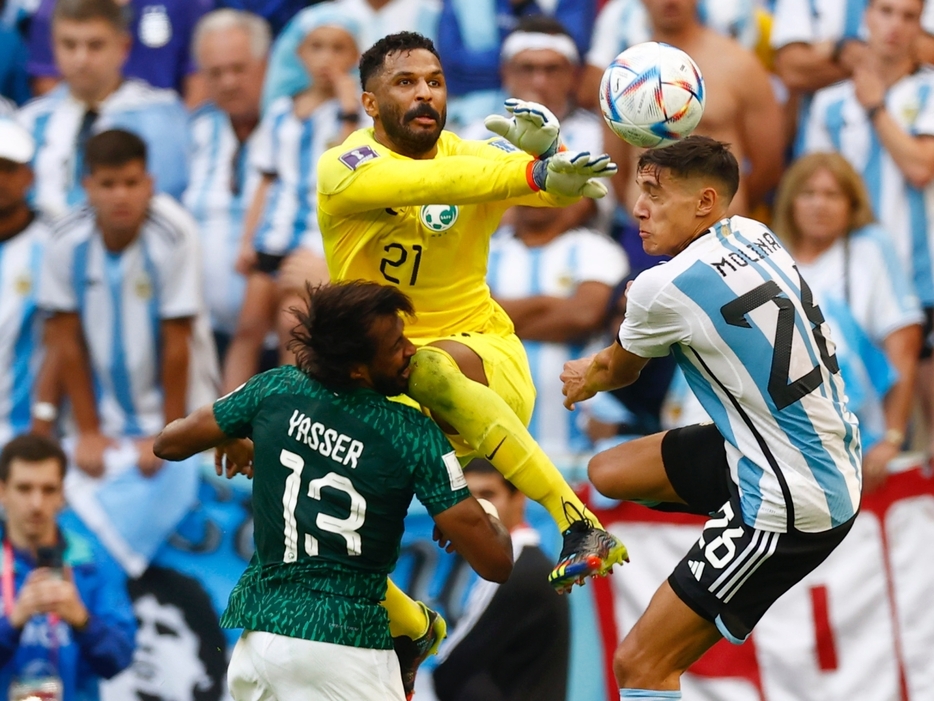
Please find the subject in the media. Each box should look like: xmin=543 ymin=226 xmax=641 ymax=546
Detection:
xmin=485 ymin=98 xmax=561 ymax=158
xmin=530 ymin=151 xmax=617 ymax=199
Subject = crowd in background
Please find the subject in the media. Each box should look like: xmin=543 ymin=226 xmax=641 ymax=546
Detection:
xmin=0 ymin=0 xmax=930 ymax=697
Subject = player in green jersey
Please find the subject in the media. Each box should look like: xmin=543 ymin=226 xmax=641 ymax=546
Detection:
xmin=154 ymin=281 xmax=513 ymax=701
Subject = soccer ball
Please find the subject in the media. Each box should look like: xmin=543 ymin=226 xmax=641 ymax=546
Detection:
xmin=599 ymin=42 xmax=706 ymax=149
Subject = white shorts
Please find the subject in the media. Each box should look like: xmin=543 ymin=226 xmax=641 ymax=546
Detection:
xmin=227 ymin=630 xmax=406 ymax=701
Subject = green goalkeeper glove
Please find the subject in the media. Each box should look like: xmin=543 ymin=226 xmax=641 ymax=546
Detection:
xmin=530 ymin=151 xmax=617 ymax=199
xmin=485 ymin=98 xmax=562 ymax=158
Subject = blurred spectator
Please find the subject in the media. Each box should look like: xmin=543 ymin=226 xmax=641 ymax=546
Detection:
xmin=34 ymin=129 xmax=217 ymax=575
xmin=773 ymin=0 xmax=934 ymax=146
xmin=222 ymin=5 xmax=360 ymax=391
xmin=0 ymin=434 xmax=136 ymax=700
xmin=461 ymin=17 xmax=608 ymax=232
xmin=487 ymin=205 xmax=628 ymax=460
xmin=602 ymin=0 xmax=784 ymax=218
xmin=25 ymin=0 xmax=213 ymax=103
xmin=215 ymin=0 xmax=317 ymax=37
xmin=800 ymin=0 xmax=934 ymax=457
xmin=579 ymin=0 xmax=762 ymax=111
xmin=16 ymin=0 xmax=189 ymax=220
xmin=184 ymin=9 xmax=271 ymax=365
xmin=0 ymin=121 xmax=47 ymax=447
xmin=432 ymin=458 xmax=569 ymax=701
xmin=438 ymin=0 xmax=597 ymax=130
xmin=773 ymin=152 xmax=923 ymax=491
xmin=0 ymin=24 xmax=30 ymax=105
xmin=261 ymin=0 xmax=440 ymax=110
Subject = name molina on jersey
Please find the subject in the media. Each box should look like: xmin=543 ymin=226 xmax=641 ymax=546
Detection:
xmin=287 ymin=409 xmax=364 ymax=467
xmin=710 ymin=231 xmax=783 ymax=278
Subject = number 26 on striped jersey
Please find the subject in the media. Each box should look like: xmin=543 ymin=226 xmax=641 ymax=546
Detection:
xmin=280 ymin=449 xmax=367 ymax=562
xmin=720 ymin=269 xmax=839 ymax=411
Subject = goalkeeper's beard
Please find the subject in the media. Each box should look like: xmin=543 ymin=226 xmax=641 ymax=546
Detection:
xmin=382 ymin=103 xmax=446 ymax=156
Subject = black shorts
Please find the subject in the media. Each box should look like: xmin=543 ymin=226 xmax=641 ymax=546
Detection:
xmin=922 ymin=306 xmax=934 ymax=360
xmin=660 ymin=424 xmax=855 ymax=644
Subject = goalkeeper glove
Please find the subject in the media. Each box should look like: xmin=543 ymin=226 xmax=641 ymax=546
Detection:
xmin=484 ymin=98 xmax=562 ymax=158
xmin=529 ymin=151 xmax=617 ymax=199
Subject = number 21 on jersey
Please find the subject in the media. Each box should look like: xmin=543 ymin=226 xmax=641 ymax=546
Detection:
xmin=280 ymin=449 xmax=367 ymax=562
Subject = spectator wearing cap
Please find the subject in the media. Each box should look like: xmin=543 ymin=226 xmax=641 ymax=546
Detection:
xmin=25 ymin=0 xmax=213 ymax=104
xmin=438 ymin=0 xmax=596 ymax=131
xmin=184 ymin=9 xmax=272 ymax=366
xmin=0 ymin=120 xmax=50 ymax=446
xmin=16 ymin=0 xmax=189 ymax=219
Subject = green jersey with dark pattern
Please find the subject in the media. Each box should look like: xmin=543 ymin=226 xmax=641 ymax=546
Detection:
xmin=213 ymin=365 xmax=468 ymax=650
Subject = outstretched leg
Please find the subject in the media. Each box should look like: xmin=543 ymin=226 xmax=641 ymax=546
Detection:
xmin=407 ymin=343 xmax=629 ymax=590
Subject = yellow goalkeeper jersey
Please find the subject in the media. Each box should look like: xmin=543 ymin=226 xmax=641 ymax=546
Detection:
xmin=317 ymin=128 xmax=573 ymax=340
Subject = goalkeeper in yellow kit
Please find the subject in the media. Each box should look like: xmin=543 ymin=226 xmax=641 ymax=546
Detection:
xmin=316 ymin=30 xmax=627 ymax=694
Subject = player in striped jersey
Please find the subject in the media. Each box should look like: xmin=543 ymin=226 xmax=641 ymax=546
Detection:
xmin=15 ymin=0 xmax=189 ymax=220
xmin=0 ymin=121 xmax=49 ymax=445
xmin=35 ymin=129 xmax=218 ymax=569
xmin=222 ymin=6 xmax=364 ymax=391
xmin=562 ymin=137 xmax=860 ymax=701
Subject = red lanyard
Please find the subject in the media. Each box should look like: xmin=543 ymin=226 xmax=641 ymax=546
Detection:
xmin=3 ymin=539 xmax=60 ymax=669
xmin=3 ymin=540 xmax=15 ymax=617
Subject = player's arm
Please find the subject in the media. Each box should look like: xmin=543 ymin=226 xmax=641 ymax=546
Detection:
xmin=561 ymin=341 xmax=649 ymax=410
xmin=319 ymin=153 xmax=540 ymax=216
xmin=497 ymin=281 xmax=614 ymax=343
xmin=154 ymin=403 xmax=228 ymax=461
xmin=432 ymin=498 xmax=513 ymax=583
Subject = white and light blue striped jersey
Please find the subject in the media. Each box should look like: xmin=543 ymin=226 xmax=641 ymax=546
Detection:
xmin=618 ymin=216 xmax=861 ymax=533
xmin=183 ymin=102 xmax=261 ymax=335
xmin=771 ymin=0 xmax=934 ymax=49
xmin=802 ymin=68 xmax=934 ymax=306
xmin=0 ymin=217 xmax=48 ymax=445
xmin=16 ymin=80 xmax=190 ymax=219
xmin=795 ymin=224 xmax=922 ymax=446
xmin=251 ymin=96 xmax=354 ymax=258
xmin=586 ymin=0 xmax=759 ymax=69
xmin=38 ymin=194 xmax=219 ymax=439
xmin=488 ymin=227 xmax=628 ymax=459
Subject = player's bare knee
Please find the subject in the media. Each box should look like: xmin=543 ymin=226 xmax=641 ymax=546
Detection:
xmin=588 ymin=450 xmax=619 ymax=497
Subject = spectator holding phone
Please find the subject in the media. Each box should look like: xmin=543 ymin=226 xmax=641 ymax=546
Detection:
xmin=0 ymin=434 xmax=135 ymax=701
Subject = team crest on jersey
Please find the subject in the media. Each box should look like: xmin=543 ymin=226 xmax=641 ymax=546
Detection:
xmin=139 ymin=5 xmax=172 ymax=48
xmin=339 ymin=146 xmax=379 ymax=170
xmin=13 ymin=274 xmax=31 ymax=296
xmin=901 ymin=101 xmax=921 ymax=126
xmin=135 ymin=275 xmax=152 ymax=299
xmin=420 ymin=204 xmax=458 ymax=233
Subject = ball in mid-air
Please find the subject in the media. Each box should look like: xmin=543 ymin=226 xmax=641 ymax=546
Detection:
xmin=599 ymin=42 xmax=706 ymax=149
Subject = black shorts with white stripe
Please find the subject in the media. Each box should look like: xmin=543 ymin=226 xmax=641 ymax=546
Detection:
xmin=661 ymin=423 xmax=855 ymax=644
